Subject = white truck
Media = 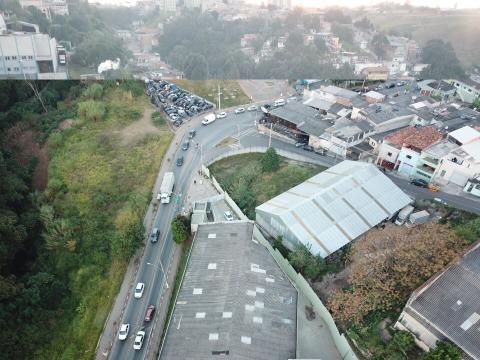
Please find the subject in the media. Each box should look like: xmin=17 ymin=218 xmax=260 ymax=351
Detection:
xmin=157 ymin=172 xmax=175 ymax=204
xmin=395 ymin=205 xmax=415 ymax=225
xmin=202 ymin=113 xmax=216 ymax=125
xmin=406 ymin=210 xmax=430 ymax=227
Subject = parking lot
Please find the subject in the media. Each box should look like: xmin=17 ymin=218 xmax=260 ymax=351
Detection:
xmin=146 ymin=79 xmax=214 ymax=127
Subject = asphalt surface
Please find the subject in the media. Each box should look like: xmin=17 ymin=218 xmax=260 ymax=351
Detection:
xmin=106 ymin=99 xmax=480 ymax=360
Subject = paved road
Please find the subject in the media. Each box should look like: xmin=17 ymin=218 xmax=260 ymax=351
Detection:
xmin=104 ymin=97 xmax=480 ymax=360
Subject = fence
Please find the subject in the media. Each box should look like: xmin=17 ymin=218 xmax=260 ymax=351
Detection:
xmin=201 ymin=164 xmax=357 ymax=360
xmin=204 ymin=146 xmax=332 ymax=168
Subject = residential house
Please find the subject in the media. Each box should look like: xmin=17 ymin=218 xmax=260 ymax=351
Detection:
xmin=277 ymin=36 xmax=286 ymax=49
xmin=19 ymin=0 xmax=68 ymax=19
xmin=240 ymin=33 xmax=258 ymax=48
xmin=395 ymin=241 xmax=480 ymax=360
xmin=418 ymin=80 xmax=456 ymax=102
xmin=313 ymin=85 xmax=359 ymax=107
xmin=354 ymin=62 xmax=383 ymax=75
xmin=376 ymin=126 xmax=443 ymax=176
xmin=414 ymin=139 xmax=459 ymax=183
xmin=464 ymin=176 xmax=480 ymax=197
xmin=449 ymin=79 xmax=480 ymax=104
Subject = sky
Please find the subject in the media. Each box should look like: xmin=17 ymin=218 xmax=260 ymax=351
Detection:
xmin=89 ymin=0 xmax=480 ymax=9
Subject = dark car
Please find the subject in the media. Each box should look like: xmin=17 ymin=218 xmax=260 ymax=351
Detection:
xmin=144 ymin=305 xmax=155 ymax=322
xmin=182 ymin=141 xmax=189 ymax=151
xmin=150 ymin=228 xmax=159 ymax=243
xmin=386 ymin=83 xmax=396 ymax=89
xmin=410 ymin=179 xmax=428 ymax=188
xmin=188 ymin=129 xmax=196 ymax=139
xmin=302 ymin=145 xmax=314 ymax=152
xmin=176 ymin=156 xmax=184 ymax=166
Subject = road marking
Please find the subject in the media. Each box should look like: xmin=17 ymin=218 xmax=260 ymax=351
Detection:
xmin=177 ymin=314 xmax=183 ymax=330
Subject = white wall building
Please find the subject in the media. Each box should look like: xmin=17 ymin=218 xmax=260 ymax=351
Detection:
xmin=19 ymin=0 xmax=69 ymax=19
xmin=449 ymin=79 xmax=480 ymax=104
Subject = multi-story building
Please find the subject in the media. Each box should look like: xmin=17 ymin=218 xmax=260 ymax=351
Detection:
xmin=19 ymin=0 xmax=69 ymax=19
xmin=449 ymin=79 xmax=480 ymax=104
xmin=185 ymin=0 xmax=202 ymax=8
xmin=0 ymin=15 xmax=67 ymax=79
xmin=157 ymin=0 xmax=176 ymax=12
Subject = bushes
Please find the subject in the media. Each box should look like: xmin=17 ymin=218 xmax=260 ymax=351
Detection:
xmin=288 ymin=244 xmax=326 ymax=281
xmin=77 ymin=100 xmax=106 ymax=122
xmin=171 ymin=215 xmax=190 ymax=244
xmin=151 ymin=111 xmax=166 ymax=127
xmin=82 ymin=83 xmax=104 ymax=100
xmin=261 ymin=147 xmax=280 ymax=172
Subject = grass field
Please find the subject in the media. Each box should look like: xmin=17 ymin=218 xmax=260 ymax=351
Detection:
xmin=171 ymin=80 xmax=251 ymax=108
xmin=37 ymin=85 xmax=173 ymax=359
xmin=369 ymin=10 xmax=480 ymax=68
xmin=209 ymin=153 xmax=325 ymax=218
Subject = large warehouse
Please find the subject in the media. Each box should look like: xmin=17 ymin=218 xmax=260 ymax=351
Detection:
xmin=255 ymin=161 xmax=412 ymax=258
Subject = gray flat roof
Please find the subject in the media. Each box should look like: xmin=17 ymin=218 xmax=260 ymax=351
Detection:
xmin=160 ymin=222 xmax=297 ymax=360
xmin=405 ymin=243 xmax=480 ymax=360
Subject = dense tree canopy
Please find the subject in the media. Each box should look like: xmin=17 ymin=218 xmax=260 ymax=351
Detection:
xmin=420 ymin=39 xmax=465 ymax=80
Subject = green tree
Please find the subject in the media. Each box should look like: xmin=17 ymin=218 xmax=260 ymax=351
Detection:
xmin=391 ymin=330 xmax=415 ymax=356
xmin=171 ymin=215 xmax=190 ymax=244
xmin=184 ymin=53 xmax=209 ymax=80
xmin=261 ymin=147 xmax=280 ymax=172
xmin=473 ymin=97 xmax=480 ymax=110
xmin=420 ymin=341 xmax=462 ymax=360
xmin=420 ymin=39 xmax=465 ymax=80
xmin=288 ymin=244 xmax=326 ymax=280
xmin=371 ymin=33 xmax=390 ymax=60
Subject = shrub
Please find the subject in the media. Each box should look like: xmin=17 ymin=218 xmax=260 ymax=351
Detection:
xmin=288 ymin=244 xmax=326 ymax=281
xmin=261 ymin=147 xmax=280 ymax=172
xmin=77 ymin=100 xmax=106 ymax=122
xmin=151 ymin=111 xmax=166 ymax=127
xmin=82 ymin=83 xmax=104 ymax=100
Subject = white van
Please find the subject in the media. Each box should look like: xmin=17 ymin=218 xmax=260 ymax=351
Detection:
xmin=202 ymin=113 xmax=216 ymax=125
xmin=395 ymin=205 xmax=414 ymax=225
xmin=274 ymin=99 xmax=286 ymax=107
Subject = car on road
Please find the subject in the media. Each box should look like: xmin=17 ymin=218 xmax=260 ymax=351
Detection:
xmin=235 ymin=107 xmax=245 ymax=114
xmin=217 ymin=111 xmax=227 ymax=119
xmin=247 ymin=105 xmax=258 ymax=112
xmin=410 ymin=178 xmax=428 ymax=188
xmin=224 ymin=211 xmax=234 ymax=221
xmin=176 ymin=156 xmax=184 ymax=167
xmin=134 ymin=282 xmax=145 ymax=299
xmin=144 ymin=305 xmax=156 ymax=322
xmin=274 ymin=99 xmax=286 ymax=107
xmin=188 ymin=129 xmax=196 ymax=139
xmin=428 ymin=183 xmax=440 ymax=192
xmin=133 ymin=331 xmax=145 ymax=350
xmin=118 ymin=324 xmax=130 ymax=341
xmin=182 ymin=141 xmax=189 ymax=151
xmin=302 ymin=145 xmax=314 ymax=152
xmin=295 ymin=141 xmax=307 ymax=148
xmin=150 ymin=228 xmax=160 ymax=243
xmin=385 ymin=83 xmax=395 ymax=89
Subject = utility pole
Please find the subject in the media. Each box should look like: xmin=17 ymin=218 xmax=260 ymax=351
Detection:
xmin=217 ymin=84 xmax=222 ymax=111
xmin=268 ymin=122 xmax=273 ymax=147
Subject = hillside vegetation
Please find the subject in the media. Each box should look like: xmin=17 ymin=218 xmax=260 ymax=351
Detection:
xmin=370 ymin=11 xmax=480 ymax=68
xmin=0 ymin=81 xmax=173 ymax=359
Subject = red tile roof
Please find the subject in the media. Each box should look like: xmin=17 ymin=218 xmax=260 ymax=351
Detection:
xmin=385 ymin=126 xmax=443 ymax=150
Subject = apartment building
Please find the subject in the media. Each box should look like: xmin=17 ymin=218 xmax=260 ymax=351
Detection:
xmin=449 ymin=79 xmax=480 ymax=104
xmin=19 ymin=0 xmax=69 ymax=19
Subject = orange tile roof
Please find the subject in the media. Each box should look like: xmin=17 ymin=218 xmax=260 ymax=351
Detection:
xmin=385 ymin=126 xmax=443 ymax=150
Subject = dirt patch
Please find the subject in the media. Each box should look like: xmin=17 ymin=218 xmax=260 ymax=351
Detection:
xmin=58 ymin=119 xmax=77 ymax=130
xmin=313 ymin=269 xmax=349 ymax=303
xmin=117 ymin=106 xmax=165 ymax=146
xmin=215 ymin=136 xmax=238 ymax=148
xmin=5 ymin=124 xmax=49 ymax=191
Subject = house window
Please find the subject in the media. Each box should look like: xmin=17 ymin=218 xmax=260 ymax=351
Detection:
xmin=440 ymin=170 xmax=446 ymax=177
xmin=5 ymin=56 xmax=10 ymax=60
xmin=7 ymin=67 xmax=11 ymax=72
xmin=406 ymin=155 xmax=412 ymax=160
xmin=12 ymin=56 xmax=17 ymax=60
xmin=22 ymin=56 xmax=27 ymax=60
xmin=387 ymin=152 xmax=392 ymax=157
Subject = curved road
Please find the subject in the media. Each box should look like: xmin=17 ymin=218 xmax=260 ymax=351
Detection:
xmin=102 ymin=100 xmax=480 ymax=360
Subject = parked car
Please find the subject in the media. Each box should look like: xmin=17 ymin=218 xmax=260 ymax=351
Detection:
xmin=118 ymin=324 xmax=130 ymax=341
xmin=235 ymin=107 xmax=245 ymax=114
xmin=247 ymin=105 xmax=258 ymax=112
xmin=217 ymin=111 xmax=227 ymax=119
xmin=302 ymin=145 xmax=314 ymax=152
xmin=410 ymin=178 xmax=428 ymax=188
xmin=182 ymin=141 xmax=189 ymax=151
xmin=188 ymin=129 xmax=196 ymax=139
xmin=224 ymin=211 xmax=234 ymax=221
xmin=428 ymin=183 xmax=440 ymax=192
xmin=274 ymin=99 xmax=286 ymax=107
xmin=134 ymin=282 xmax=145 ymax=299
xmin=176 ymin=156 xmax=184 ymax=167
xmin=133 ymin=331 xmax=145 ymax=350
xmin=295 ymin=141 xmax=307 ymax=148
xmin=386 ymin=83 xmax=396 ymax=89
xmin=150 ymin=228 xmax=160 ymax=243
xmin=315 ymin=148 xmax=327 ymax=155
xmin=144 ymin=305 xmax=155 ymax=322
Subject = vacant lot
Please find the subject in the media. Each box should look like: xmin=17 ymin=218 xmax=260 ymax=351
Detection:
xmin=209 ymin=153 xmax=325 ymax=218
xmin=370 ymin=11 xmax=480 ymax=68
xmin=172 ymin=79 xmax=251 ymax=108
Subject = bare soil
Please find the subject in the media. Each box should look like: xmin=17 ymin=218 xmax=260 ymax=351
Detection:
xmin=117 ymin=106 xmax=164 ymax=146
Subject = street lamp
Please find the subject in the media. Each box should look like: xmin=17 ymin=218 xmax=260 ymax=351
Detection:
xmin=146 ymin=262 xmax=169 ymax=289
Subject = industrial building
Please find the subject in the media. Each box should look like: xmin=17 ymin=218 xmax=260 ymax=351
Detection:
xmin=255 ymin=160 xmax=411 ymax=258
xmin=395 ymin=241 xmax=480 ymax=360
xmin=160 ymin=222 xmax=297 ymax=359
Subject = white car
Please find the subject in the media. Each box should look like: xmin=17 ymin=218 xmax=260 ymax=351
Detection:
xmin=216 ymin=112 xmax=227 ymax=119
xmin=134 ymin=282 xmax=145 ymax=299
xmin=133 ymin=331 xmax=145 ymax=350
xmin=224 ymin=211 xmax=234 ymax=221
xmin=247 ymin=105 xmax=257 ymax=112
xmin=234 ymin=107 xmax=245 ymax=114
xmin=118 ymin=323 xmax=130 ymax=341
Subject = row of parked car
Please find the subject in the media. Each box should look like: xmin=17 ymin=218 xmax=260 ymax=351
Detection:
xmin=146 ymin=80 xmax=214 ymax=127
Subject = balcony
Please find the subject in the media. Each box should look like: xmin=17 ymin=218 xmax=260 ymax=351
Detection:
xmin=420 ymin=156 xmax=439 ymax=167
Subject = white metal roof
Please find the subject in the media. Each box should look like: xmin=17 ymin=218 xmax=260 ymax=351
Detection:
xmin=449 ymin=126 xmax=480 ymax=145
xmin=256 ymin=160 xmax=411 ymax=257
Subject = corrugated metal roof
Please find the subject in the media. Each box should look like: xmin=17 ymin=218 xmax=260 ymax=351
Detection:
xmin=256 ymin=161 xmax=411 ymax=257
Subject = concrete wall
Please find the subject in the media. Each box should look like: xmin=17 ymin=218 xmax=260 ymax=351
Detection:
xmin=464 ymin=180 xmax=480 ymax=197
xmin=377 ymin=142 xmax=400 ymax=166
xmin=398 ymin=147 xmax=421 ymax=177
